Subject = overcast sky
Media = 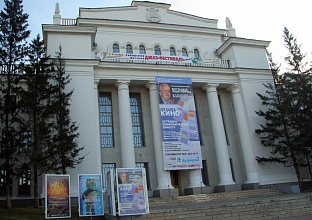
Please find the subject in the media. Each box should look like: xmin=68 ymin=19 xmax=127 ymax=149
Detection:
xmin=1 ymin=0 xmax=311 ymax=70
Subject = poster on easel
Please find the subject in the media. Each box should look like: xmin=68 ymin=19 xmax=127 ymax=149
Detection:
xmin=116 ymin=168 xmax=149 ymax=216
xmin=78 ymin=174 xmax=104 ymax=217
xmin=45 ymin=174 xmax=71 ymax=219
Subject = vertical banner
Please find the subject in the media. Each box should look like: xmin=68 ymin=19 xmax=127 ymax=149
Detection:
xmin=116 ymin=168 xmax=149 ymax=216
xmin=156 ymin=76 xmax=202 ymax=170
xmin=45 ymin=174 xmax=71 ymax=219
xmin=78 ymin=174 xmax=104 ymax=217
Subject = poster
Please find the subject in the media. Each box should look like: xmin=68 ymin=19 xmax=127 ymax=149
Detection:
xmin=156 ymin=76 xmax=202 ymax=170
xmin=45 ymin=174 xmax=71 ymax=219
xmin=116 ymin=168 xmax=149 ymax=216
xmin=78 ymin=174 xmax=104 ymax=217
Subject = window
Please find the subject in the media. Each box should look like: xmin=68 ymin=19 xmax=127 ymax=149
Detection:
xmin=99 ymin=93 xmax=114 ymax=147
xmin=136 ymin=162 xmax=150 ymax=189
xmin=201 ymin=160 xmax=209 ymax=186
xmin=20 ymin=131 xmax=31 ymax=152
xmin=1 ymin=129 xmax=14 ymax=153
xmin=154 ymin=45 xmax=161 ymax=55
xmin=182 ymin=48 xmax=188 ymax=57
xmin=126 ymin=44 xmax=133 ymax=54
xmin=194 ymin=94 xmax=203 ymax=145
xmin=112 ymin=43 xmax=120 ymax=53
xmin=18 ymin=168 xmax=31 ymax=195
xmin=0 ymin=168 xmax=12 ymax=196
xmin=170 ymin=47 xmax=176 ymax=56
xmin=139 ymin=45 xmax=146 ymax=54
xmin=194 ymin=49 xmax=200 ymax=59
xmin=102 ymin=163 xmax=115 ymax=190
xmin=130 ymin=93 xmax=145 ymax=147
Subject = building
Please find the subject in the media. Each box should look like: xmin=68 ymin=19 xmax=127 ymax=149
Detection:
xmin=39 ymin=1 xmax=301 ymax=201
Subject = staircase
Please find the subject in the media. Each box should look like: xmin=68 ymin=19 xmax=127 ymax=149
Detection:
xmin=143 ymin=188 xmax=312 ymax=220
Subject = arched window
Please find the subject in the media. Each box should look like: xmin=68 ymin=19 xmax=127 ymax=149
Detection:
xmin=126 ymin=44 xmax=133 ymax=54
xmin=194 ymin=49 xmax=200 ymax=59
xmin=182 ymin=48 xmax=188 ymax=57
xmin=154 ymin=45 xmax=161 ymax=55
xmin=139 ymin=45 xmax=146 ymax=54
xmin=170 ymin=47 xmax=176 ymax=56
xmin=112 ymin=43 xmax=119 ymax=53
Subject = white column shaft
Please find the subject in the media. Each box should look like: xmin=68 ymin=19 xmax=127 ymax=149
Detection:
xmin=117 ymin=81 xmax=136 ymax=168
xmin=94 ymin=80 xmax=102 ymax=174
xmin=188 ymin=169 xmax=205 ymax=188
xmin=147 ymin=82 xmax=173 ymax=189
xmin=204 ymin=84 xmax=235 ymax=185
xmin=230 ymin=85 xmax=259 ymax=183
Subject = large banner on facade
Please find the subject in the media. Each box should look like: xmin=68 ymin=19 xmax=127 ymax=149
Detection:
xmin=45 ymin=174 xmax=71 ymax=219
xmin=78 ymin=174 xmax=104 ymax=217
xmin=116 ymin=168 xmax=149 ymax=216
xmin=156 ymin=76 xmax=202 ymax=170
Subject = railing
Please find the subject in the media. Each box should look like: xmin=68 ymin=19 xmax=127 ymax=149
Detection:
xmin=100 ymin=58 xmax=231 ymax=68
xmin=61 ymin=18 xmax=77 ymax=26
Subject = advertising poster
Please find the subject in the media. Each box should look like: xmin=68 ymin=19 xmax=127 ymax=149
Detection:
xmin=45 ymin=174 xmax=71 ymax=219
xmin=156 ymin=76 xmax=202 ymax=170
xmin=116 ymin=168 xmax=149 ymax=216
xmin=78 ymin=174 xmax=104 ymax=217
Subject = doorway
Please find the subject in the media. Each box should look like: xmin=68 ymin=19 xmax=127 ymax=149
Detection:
xmin=170 ymin=170 xmax=181 ymax=195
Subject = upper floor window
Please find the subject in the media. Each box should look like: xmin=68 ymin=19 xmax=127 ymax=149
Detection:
xmin=182 ymin=48 xmax=188 ymax=57
xmin=126 ymin=44 xmax=133 ymax=54
xmin=99 ymin=93 xmax=114 ymax=148
xmin=20 ymin=131 xmax=31 ymax=152
xmin=194 ymin=49 xmax=200 ymax=59
xmin=130 ymin=93 xmax=145 ymax=147
xmin=154 ymin=45 xmax=161 ymax=55
xmin=112 ymin=43 xmax=120 ymax=53
xmin=139 ymin=45 xmax=146 ymax=54
xmin=170 ymin=47 xmax=176 ymax=56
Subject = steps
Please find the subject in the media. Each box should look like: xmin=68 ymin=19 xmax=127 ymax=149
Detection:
xmin=143 ymin=189 xmax=312 ymax=220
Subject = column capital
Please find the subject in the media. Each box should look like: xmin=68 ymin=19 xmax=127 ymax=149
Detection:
xmin=115 ymin=80 xmax=130 ymax=89
xmin=227 ymin=84 xmax=240 ymax=94
xmin=94 ymin=79 xmax=100 ymax=89
xmin=145 ymin=80 xmax=157 ymax=90
xmin=202 ymin=83 xmax=219 ymax=93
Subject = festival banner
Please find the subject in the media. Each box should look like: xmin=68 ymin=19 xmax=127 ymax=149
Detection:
xmin=156 ymin=76 xmax=202 ymax=170
xmin=78 ymin=174 xmax=104 ymax=217
xmin=116 ymin=168 xmax=149 ymax=216
xmin=45 ymin=174 xmax=71 ymax=219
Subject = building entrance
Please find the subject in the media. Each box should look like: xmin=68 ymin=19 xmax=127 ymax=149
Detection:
xmin=170 ymin=170 xmax=181 ymax=195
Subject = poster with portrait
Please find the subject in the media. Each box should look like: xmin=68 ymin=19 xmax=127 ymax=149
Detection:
xmin=116 ymin=168 xmax=149 ymax=216
xmin=45 ymin=174 xmax=71 ymax=219
xmin=156 ymin=76 xmax=202 ymax=170
xmin=78 ymin=174 xmax=104 ymax=217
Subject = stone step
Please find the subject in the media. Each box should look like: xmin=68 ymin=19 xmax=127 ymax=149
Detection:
xmin=143 ymin=193 xmax=312 ymax=220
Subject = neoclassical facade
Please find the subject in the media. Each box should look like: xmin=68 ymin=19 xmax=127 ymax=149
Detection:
xmin=40 ymin=1 xmax=299 ymax=199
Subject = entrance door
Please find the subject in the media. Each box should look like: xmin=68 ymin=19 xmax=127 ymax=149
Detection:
xmin=170 ymin=170 xmax=181 ymax=195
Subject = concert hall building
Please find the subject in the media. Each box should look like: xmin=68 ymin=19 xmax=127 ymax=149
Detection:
xmin=40 ymin=1 xmax=302 ymax=199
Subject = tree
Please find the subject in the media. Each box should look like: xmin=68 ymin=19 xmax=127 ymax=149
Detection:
xmin=0 ymin=0 xmax=30 ymax=208
xmin=48 ymin=46 xmax=84 ymax=174
xmin=20 ymin=35 xmax=55 ymax=208
xmin=255 ymin=28 xmax=312 ymax=192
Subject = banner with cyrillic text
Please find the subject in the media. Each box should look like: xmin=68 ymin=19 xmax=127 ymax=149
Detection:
xmin=156 ymin=76 xmax=202 ymax=170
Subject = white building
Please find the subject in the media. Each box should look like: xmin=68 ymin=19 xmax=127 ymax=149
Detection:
xmin=41 ymin=1 xmax=299 ymax=200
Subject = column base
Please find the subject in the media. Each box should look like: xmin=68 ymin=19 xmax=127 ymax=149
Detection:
xmin=214 ymin=184 xmax=241 ymax=193
xmin=242 ymin=182 xmax=259 ymax=190
xmin=153 ymin=188 xmax=179 ymax=197
xmin=184 ymin=186 xmax=211 ymax=195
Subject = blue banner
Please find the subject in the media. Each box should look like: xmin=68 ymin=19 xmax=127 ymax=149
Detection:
xmin=78 ymin=174 xmax=104 ymax=217
xmin=156 ymin=76 xmax=202 ymax=170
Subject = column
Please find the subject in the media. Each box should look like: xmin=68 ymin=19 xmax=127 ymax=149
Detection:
xmin=188 ymin=169 xmax=205 ymax=188
xmin=146 ymin=81 xmax=173 ymax=190
xmin=229 ymin=84 xmax=259 ymax=184
xmin=93 ymin=79 xmax=102 ymax=174
xmin=203 ymin=84 xmax=235 ymax=185
xmin=116 ymin=80 xmax=136 ymax=168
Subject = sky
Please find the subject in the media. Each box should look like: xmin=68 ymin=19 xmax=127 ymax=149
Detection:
xmin=1 ymin=0 xmax=311 ymax=70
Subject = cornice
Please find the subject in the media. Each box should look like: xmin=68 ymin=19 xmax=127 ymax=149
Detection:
xmin=42 ymin=24 xmax=97 ymax=35
xmin=167 ymin=10 xmax=218 ymax=25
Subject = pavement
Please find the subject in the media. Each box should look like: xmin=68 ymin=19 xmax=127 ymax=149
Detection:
xmin=275 ymin=215 xmax=312 ymax=219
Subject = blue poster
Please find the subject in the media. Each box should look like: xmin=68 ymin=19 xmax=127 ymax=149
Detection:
xmin=156 ymin=76 xmax=202 ymax=170
xmin=78 ymin=174 xmax=104 ymax=217
xmin=116 ymin=168 xmax=148 ymax=216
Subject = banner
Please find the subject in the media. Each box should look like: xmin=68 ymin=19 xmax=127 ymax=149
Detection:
xmin=78 ymin=174 xmax=104 ymax=217
xmin=116 ymin=168 xmax=149 ymax=216
xmin=156 ymin=76 xmax=202 ymax=170
xmin=45 ymin=174 xmax=71 ymax=219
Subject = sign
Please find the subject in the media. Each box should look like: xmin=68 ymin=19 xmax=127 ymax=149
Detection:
xmin=116 ymin=168 xmax=149 ymax=216
xmin=45 ymin=174 xmax=71 ymax=219
xmin=156 ymin=76 xmax=202 ymax=170
xmin=78 ymin=174 xmax=104 ymax=217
